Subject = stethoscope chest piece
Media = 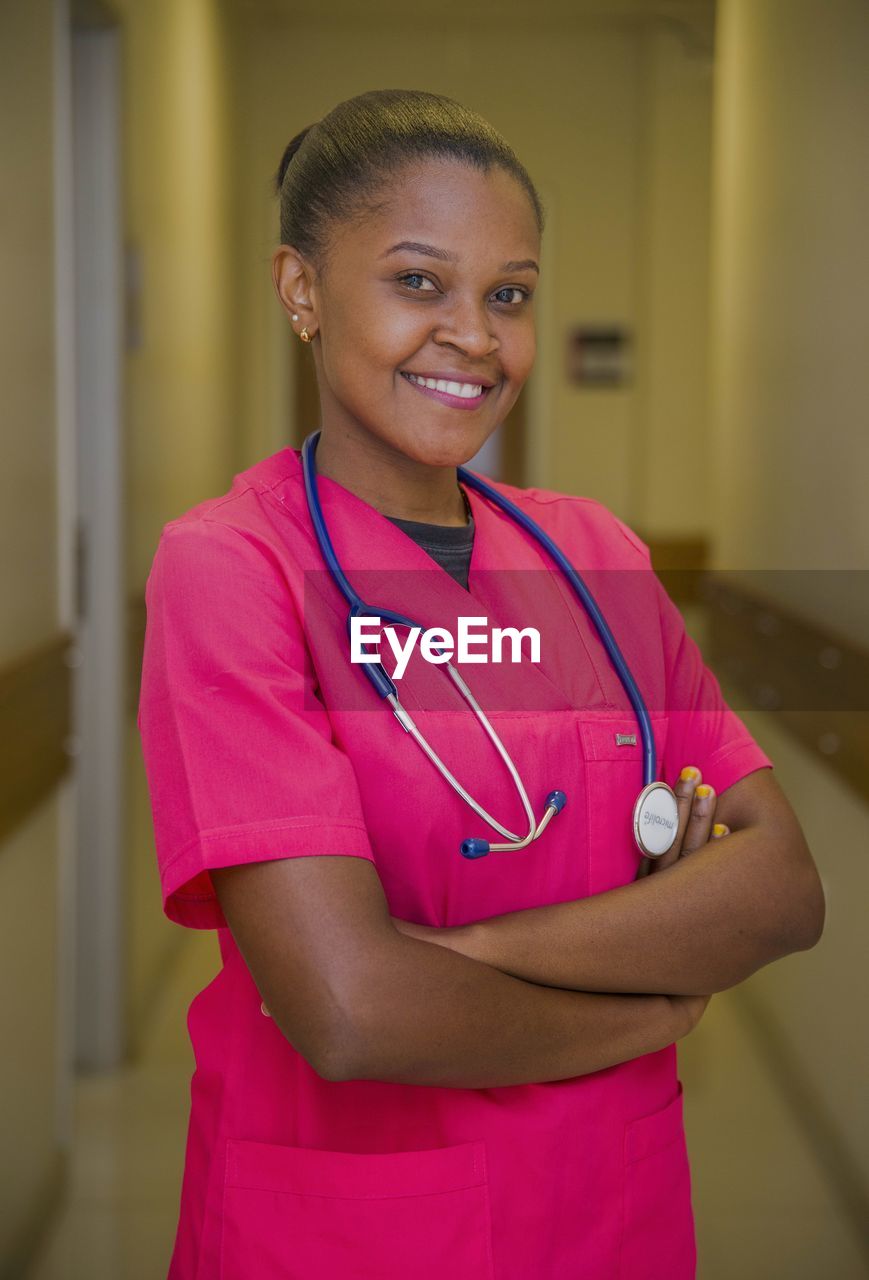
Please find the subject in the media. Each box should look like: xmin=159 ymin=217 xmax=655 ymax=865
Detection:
xmin=632 ymin=781 xmax=679 ymax=858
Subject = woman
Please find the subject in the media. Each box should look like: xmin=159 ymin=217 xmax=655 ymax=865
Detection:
xmin=138 ymin=89 xmax=824 ymax=1279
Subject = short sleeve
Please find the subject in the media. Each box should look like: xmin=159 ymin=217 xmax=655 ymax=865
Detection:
xmin=137 ymin=519 xmax=375 ymax=929
xmin=609 ymin=513 xmax=773 ymax=794
xmin=654 ymin=574 xmax=774 ymax=795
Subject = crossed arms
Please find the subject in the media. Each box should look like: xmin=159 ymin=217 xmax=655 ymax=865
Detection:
xmin=390 ymin=766 xmax=825 ymax=996
xmin=213 ymin=765 xmax=824 ymax=1088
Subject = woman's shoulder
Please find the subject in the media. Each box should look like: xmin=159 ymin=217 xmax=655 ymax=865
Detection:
xmin=141 ymin=449 xmax=313 ymax=624
xmin=160 ymin=448 xmax=299 ymax=537
xmin=474 ymin=473 xmax=653 ymax=568
xmin=151 ymin=448 xmax=305 ymax=564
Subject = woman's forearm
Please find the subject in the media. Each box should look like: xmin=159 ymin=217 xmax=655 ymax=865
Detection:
xmin=436 ymin=826 xmax=823 ymax=996
xmin=338 ymin=928 xmax=687 ymax=1088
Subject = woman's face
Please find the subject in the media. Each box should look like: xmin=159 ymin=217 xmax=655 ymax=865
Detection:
xmin=290 ymin=157 xmax=540 ymax=470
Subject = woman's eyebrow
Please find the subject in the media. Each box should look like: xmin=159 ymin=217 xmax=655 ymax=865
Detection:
xmin=381 ymin=240 xmax=539 ymax=274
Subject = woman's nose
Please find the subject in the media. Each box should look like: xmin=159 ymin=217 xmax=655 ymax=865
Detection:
xmin=433 ymin=297 xmax=498 ymax=358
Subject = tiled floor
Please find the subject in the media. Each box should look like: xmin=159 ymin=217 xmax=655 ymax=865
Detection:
xmin=26 ymin=931 xmax=868 ymax=1279
xmin=681 ymin=994 xmax=868 ymax=1278
xmin=25 ymin=934 xmax=218 ymax=1280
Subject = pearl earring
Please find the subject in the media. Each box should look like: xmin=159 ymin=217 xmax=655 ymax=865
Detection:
xmin=291 ymin=313 xmax=299 ymax=322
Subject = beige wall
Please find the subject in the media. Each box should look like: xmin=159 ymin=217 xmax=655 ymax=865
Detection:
xmin=0 ymin=799 xmax=62 ymax=1265
xmin=1 ymin=1 xmax=59 ymax=663
xmin=636 ymin=24 xmax=714 ymax=536
xmin=711 ymin=0 xmax=869 ymax=577
xmin=0 ymin=0 xmax=245 ymax=1257
xmin=710 ymin=0 xmax=869 ymax=1195
xmin=236 ymin=14 xmax=715 ymax=533
xmin=0 ymin=0 xmax=65 ymax=1265
xmin=113 ymin=0 xmax=244 ymax=589
xmin=107 ymin=0 xmax=246 ymax=1043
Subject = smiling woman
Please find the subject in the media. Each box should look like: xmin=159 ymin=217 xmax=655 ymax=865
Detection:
xmin=137 ymin=87 xmax=823 ymax=1280
xmin=269 ymin=91 xmax=542 ymax=509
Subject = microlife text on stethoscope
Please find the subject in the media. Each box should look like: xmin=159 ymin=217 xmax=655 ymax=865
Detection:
xmin=302 ymin=430 xmax=679 ymax=870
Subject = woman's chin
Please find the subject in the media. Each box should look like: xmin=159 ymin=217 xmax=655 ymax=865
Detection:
xmin=395 ymin=428 xmax=494 ymax=471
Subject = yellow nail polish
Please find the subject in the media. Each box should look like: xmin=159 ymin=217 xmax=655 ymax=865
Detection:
xmin=680 ymin=767 xmax=700 ymax=781
xmin=713 ymin=823 xmax=728 ymax=836
xmin=695 ymin=784 xmax=712 ymax=798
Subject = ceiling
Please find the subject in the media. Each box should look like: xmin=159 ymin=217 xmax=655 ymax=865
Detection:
xmin=227 ymin=0 xmax=716 ymax=48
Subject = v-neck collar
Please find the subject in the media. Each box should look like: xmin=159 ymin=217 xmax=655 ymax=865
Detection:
xmin=259 ymin=447 xmax=610 ymax=713
xmin=295 ymin=454 xmax=488 ymax=610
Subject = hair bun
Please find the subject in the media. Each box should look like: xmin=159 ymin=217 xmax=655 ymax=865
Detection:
xmin=274 ymin=124 xmax=315 ymax=195
xmin=273 ymin=90 xmax=543 ymax=264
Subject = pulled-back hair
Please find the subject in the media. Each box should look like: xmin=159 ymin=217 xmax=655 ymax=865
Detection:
xmin=273 ymin=88 xmax=544 ymax=266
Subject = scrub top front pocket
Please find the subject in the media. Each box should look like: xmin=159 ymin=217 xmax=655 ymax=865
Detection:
xmin=219 ymin=1137 xmax=495 ymax=1280
xmin=580 ymin=716 xmax=670 ymax=895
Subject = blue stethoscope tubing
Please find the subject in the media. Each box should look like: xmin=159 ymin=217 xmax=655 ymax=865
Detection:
xmin=459 ymin=468 xmax=658 ymax=787
xmin=301 ymin=430 xmax=674 ymax=866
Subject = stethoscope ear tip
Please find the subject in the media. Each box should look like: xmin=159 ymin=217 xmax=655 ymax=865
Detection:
xmin=546 ymin=790 xmax=567 ymax=814
xmin=461 ymin=838 xmax=491 ymax=859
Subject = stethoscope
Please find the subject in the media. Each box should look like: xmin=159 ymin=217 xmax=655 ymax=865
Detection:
xmin=302 ymin=430 xmax=679 ymax=869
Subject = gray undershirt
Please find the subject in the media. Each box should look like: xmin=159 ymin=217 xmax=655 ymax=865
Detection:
xmin=385 ymin=506 xmax=475 ymax=591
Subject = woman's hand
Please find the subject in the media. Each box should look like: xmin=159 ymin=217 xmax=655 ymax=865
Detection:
xmin=391 ymin=915 xmax=715 ymax=1035
xmin=648 ymin=766 xmax=731 ymax=875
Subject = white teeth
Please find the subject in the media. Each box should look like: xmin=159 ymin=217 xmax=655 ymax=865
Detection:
xmin=406 ymin=373 xmax=484 ymax=399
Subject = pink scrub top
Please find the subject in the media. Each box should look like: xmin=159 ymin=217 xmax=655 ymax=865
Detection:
xmin=138 ymin=446 xmax=773 ymax=1279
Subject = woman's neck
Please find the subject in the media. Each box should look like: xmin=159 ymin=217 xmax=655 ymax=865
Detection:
xmin=313 ymin=428 xmax=469 ymax=525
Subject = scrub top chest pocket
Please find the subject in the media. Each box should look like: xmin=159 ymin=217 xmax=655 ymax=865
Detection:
xmin=219 ymin=1137 xmax=495 ymax=1280
xmin=580 ymin=715 xmax=670 ymax=896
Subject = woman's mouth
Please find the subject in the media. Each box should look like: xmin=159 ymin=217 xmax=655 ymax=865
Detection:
xmin=400 ymin=371 xmax=492 ymax=410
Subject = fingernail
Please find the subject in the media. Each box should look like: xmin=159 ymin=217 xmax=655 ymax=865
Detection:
xmin=712 ymin=823 xmax=729 ymax=837
xmin=695 ymin=784 xmax=713 ymax=799
xmin=680 ymin=766 xmax=701 ymax=782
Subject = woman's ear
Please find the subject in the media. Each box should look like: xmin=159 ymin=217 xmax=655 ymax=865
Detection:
xmin=272 ymin=244 xmax=318 ymax=339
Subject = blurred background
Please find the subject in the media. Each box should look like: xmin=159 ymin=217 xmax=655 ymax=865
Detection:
xmin=2 ymin=0 xmax=867 ymax=1275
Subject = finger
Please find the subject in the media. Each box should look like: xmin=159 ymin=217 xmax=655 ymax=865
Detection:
xmin=651 ymin=766 xmax=702 ymax=873
xmin=674 ymin=766 xmax=702 ymax=844
xmin=681 ymin=783 xmax=716 ymax=856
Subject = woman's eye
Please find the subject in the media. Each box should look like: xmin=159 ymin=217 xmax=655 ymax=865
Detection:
xmin=493 ymin=286 xmax=528 ymax=306
xmin=396 ymin=275 xmax=529 ymax=306
xmin=398 ymin=273 xmax=437 ymax=292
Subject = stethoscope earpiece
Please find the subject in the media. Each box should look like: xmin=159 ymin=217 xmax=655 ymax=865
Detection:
xmin=461 ymin=792 xmax=567 ymax=859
